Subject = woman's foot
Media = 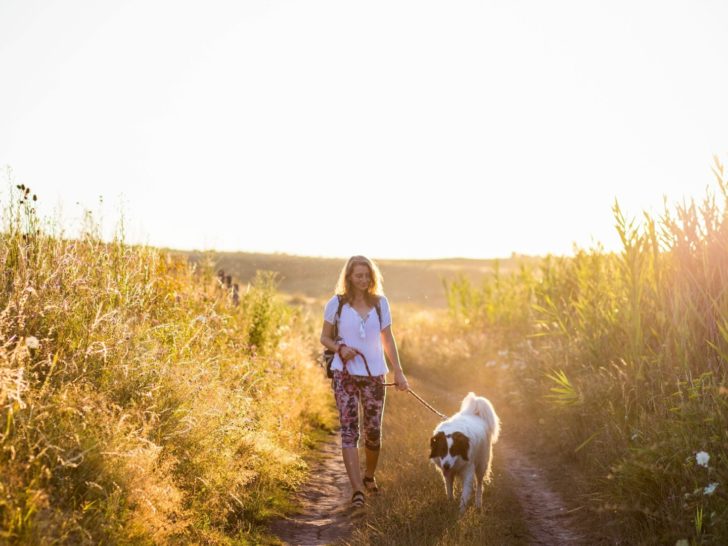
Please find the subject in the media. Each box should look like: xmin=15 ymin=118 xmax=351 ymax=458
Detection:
xmin=351 ymin=490 xmax=366 ymax=510
xmin=363 ymin=475 xmax=379 ymax=494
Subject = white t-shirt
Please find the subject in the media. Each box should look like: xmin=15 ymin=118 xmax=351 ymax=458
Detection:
xmin=323 ymin=295 xmax=392 ymax=376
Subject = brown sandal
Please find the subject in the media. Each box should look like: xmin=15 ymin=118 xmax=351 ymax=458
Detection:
xmin=351 ymin=490 xmax=366 ymax=509
xmin=363 ymin=475 xmax=379 ymax=494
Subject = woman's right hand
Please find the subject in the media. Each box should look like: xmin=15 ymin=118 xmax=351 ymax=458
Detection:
xmin=338 ymin=345 xmax=356 ymax=362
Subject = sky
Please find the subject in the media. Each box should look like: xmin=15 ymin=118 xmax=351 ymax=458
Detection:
xmin=1 ymin=0 xmax=727 ymax=259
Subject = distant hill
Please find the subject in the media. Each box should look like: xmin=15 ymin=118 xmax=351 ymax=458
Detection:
xmin=181 ymin=251 xmax=541 ymax=308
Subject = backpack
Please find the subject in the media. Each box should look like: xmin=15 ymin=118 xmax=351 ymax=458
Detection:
xmin=322 ymin=295 xmax=382 ymax=378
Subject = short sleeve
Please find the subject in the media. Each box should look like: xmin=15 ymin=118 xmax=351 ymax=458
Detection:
xmin=378 ymin=296 xmax=392 ymax=330
xmin=323 ymin=295 xmax=340 ymax=324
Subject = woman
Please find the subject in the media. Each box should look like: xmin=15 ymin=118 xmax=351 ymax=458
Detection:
xmin=320 ymin=255 xmax=409 ymax=511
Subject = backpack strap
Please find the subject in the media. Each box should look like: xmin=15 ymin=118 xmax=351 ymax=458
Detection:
xmin=374 ymin=297 xmax=383 ymax=328
xmin=333 ymin=295 xmax=345 ymax=336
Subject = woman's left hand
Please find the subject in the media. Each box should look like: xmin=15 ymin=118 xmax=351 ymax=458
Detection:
xmin=394 ymin=370 xmax=409 ymax=392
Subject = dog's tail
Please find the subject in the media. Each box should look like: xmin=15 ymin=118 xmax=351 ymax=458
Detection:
xmin=460 ymin=392 xmax=501 ymax=443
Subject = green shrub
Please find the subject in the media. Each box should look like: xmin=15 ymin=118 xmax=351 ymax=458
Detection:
xmin=446 ymin=160 xmax=728 ymax=543
xmin=0 ymin=184 xmax=334 ymax=544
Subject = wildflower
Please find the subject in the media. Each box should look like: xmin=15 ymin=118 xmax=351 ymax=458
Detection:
xmin=704 ymin=482 xmax=719 ymax=496
xmin=25 ymin=336 xmax=40 ymax=350
xmin=696 ymin=451 xmax=710 ymax=467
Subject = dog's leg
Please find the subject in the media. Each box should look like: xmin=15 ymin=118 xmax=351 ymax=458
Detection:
xmin=445 ymin=472 xmax=455 ymax=501
xmin=476 ymin=438 xmax=492 ymax=509
xmin=475 ymin=472 xmax=484 ymax=509
xmin=475 ymin=457 xmax=485 ymax=510
xmin=459 ymin=467 xmax=475 ymax=514
xmin=484 ymin=438 xmax=494 ymax=484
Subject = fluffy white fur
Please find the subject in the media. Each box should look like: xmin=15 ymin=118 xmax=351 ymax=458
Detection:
xmin=429 ymin=392 xmax=500 ymax=512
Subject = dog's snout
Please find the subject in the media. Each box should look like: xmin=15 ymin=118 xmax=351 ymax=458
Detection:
xmin=443 ymin=462 xmax=451 ymax=471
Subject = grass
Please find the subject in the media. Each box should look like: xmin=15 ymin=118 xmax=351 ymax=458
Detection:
xmin=185 ymin=251 xmax=539 ymax=308
xmin=342 ymin=379 xmax=528 ymax=546
xmin=0 ymin=183 xmax=336 ymax=544
xmin=341 ymin=309 xmax=530 ymax=546
xmin=5 ymin=156 xmax=728 ymax=544
xmin=442 ymin=159 xmax=728 ymax=544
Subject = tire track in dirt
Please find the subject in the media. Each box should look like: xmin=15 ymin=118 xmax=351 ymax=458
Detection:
xmin=431 ymin=386 xmax=584 ymax=545
xmin=269 ymin=431 xmax=353 ymax=546
xmin=271 ymin=384 xmax=584 ymax=545
xmin=498 ymin=442 xmax=583 ymax=545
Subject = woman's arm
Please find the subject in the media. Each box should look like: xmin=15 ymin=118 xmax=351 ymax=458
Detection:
xmin=320 ymin=320 xmax=340 ymax=352
xmin=320 ymin=321 xmax=355 ymax=361
xmin=381 ymin=325 xmax=409 ymax=391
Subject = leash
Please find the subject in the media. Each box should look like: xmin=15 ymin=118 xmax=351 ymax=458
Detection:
xmin=341 ymin=346 xmax=448 ymax=421
xmin=400 ymin=388 xmax=448 ymax=420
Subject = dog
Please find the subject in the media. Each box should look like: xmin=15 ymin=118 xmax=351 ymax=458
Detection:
xmin=429 ymin=392 xmax=500 ymax=512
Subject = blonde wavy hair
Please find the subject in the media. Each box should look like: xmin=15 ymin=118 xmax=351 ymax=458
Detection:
xmin=335 ymin=255 xmax=384 ymax=305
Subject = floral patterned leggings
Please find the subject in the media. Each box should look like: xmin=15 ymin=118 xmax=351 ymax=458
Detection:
xmin=332 ymin=371 xmax=386 ymax=450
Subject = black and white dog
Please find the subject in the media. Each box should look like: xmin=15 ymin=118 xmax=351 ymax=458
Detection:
xmin=429 ymin=393 xmax=500 ymax=512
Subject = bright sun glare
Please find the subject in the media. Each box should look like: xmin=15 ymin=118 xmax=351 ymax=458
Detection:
xmin=1 ymin=1 xmax=727 ymax=258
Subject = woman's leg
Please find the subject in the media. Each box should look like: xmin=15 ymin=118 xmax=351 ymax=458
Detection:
xmin=332 ymin=372 xmax=365 ymax=493
xmin=361 ymin=376 xmax=386 ymax=480
xmin=364 ymin=447 xmax=379 ymax=480
xmin=342 ymin=447 xmax=364 ymax=493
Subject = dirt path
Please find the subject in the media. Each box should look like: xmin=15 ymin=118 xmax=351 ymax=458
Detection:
xmin=269 ymin=431 xmax=353 ymax=546
xmin=433 ymin=388 xmax=585 ymax=545
xmin=499 ymin=442 xmax=584 ymax=545
xmin=270 ymin=390 xmax=584 ymax=545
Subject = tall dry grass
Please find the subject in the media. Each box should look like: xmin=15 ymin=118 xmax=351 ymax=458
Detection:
xmin=0 ymin=184 xmax=334 ymax=544
xmin=344 ymin=306 xmax=528 ymax=545
xmin=444 ymin=161 xmax=728 ymax=544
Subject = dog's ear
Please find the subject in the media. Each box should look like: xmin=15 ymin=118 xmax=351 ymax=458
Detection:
xmin=450 ymin=431 xmax=470 ymax=461
xmin=429 ymin=431 xmax=447 ymax=459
